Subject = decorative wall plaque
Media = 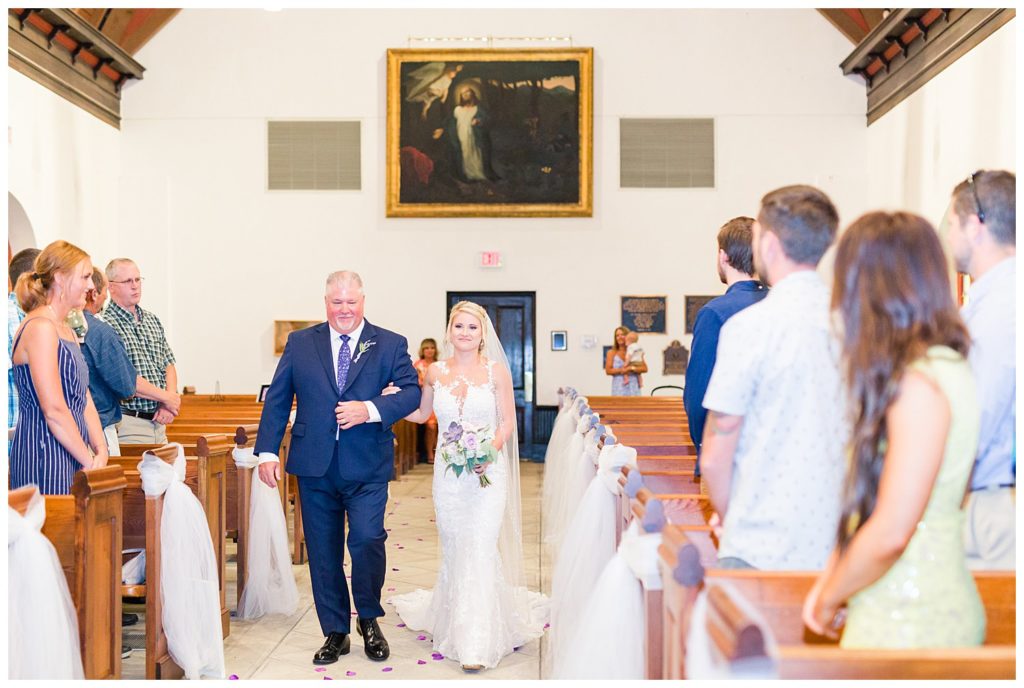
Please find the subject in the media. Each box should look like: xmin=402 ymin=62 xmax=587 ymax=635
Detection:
xmin=663 ymin=340 xmax=690 ymax=375
xmin=684 ymin=295 xmax=718 ymax=334
xmin=621 ymin=295 xmax=667 ymax=334
xmin=274 ymin=320 xmax=320 ymax=355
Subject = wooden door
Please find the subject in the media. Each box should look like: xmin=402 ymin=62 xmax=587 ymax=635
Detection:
xmin=446 ymin=292 xmax=536 ymax=446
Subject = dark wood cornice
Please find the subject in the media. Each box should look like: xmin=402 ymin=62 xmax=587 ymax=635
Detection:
xmin=839 ymin=8 xmax=1016 ymax=125
xmin=8 ymin=8 xmax=146 ymax=128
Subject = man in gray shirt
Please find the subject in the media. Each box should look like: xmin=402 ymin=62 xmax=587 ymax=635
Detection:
xmin=947 ymin=170 xmax=1016 ymax=570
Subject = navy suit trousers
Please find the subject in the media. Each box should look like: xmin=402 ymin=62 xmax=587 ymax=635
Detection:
xmin=298 ymin=442 xmax=389 ymax=635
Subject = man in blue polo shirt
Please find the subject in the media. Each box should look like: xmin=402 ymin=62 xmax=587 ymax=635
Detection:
xmin=684 ymin=217 xmax=768 ymax=475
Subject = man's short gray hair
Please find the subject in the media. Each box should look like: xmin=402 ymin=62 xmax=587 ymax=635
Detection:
xmin=325 ymin=270 xmax=364 ymax=293
xmin=105 ymin=258 xmax=136 ymax=281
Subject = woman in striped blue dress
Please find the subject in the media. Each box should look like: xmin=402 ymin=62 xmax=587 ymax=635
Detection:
xmin=9 ymin=241 xmax=108 ymax=494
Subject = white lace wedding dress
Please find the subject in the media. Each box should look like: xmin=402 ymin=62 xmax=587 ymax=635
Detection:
xmin=389 ymin=359 xmax=548 ymax=668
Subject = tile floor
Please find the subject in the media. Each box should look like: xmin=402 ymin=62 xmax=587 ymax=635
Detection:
xmin=123 ymin=461 xmax=550 ymax=681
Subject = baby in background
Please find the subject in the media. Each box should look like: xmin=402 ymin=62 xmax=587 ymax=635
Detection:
xmin=625 ymin=331 xmax=645 ymax=389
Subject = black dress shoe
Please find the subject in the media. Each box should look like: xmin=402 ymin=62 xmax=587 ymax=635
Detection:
xmin=356 ymin=617 xmax=390 ymax=661
xmin=313 ymin=632 xmax=351 ymax=665
xmin=122 ymin=612 xmax=139 ymax=627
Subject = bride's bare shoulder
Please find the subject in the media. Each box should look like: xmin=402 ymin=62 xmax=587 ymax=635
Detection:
xmin=426 ymin=360 xmax=446 ymax=384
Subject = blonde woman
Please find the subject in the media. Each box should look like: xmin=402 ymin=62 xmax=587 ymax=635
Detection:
xmin=10 ymin=240 xmax=108 ymax=493
xmin=386 ymin=301 xmax=548 ymax=672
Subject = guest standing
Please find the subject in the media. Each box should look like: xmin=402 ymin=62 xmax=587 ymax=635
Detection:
xmin=683 ymin=217 xmax=767 ymax=475
xmin=103 ymin=258 xmax=178 ymax=444
xmin=804 ymin=211 xmax=983 ymax=648
xmin=605 ymin=326 xmax=644 ymax=396
xmin=947 ymin=170 xmax=1016 ymax=570
xmin=82 ymin=268 xmax=181 ymax=456
xmin=7 ymin=248 xmax=40 ymax=431
xmin=9 ymin=241 xmax=108 ymax=494
xmin=414 ymin=337 xmax=440 ymax=463
xmin=701 ymin=185 xmax=845 ymax=570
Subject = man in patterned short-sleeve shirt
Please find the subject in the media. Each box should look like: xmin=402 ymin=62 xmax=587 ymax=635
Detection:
xmin=103 ymin=258 xmax=178 ymax=444
xmin=700 ymin=185 xmax=847 ymax=571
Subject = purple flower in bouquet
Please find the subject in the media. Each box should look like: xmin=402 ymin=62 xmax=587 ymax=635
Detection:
xmin=463 ymin=432 xmax=479 ymax=453
xmin=443 ymin=421 xmax=463 ymax=445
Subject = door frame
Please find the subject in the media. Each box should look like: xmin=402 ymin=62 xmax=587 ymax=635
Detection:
xmin=445 ymin=291 xmax=537 ymax=446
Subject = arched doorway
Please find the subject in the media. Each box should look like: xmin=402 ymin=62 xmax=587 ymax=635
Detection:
xmin=8 ymin=192 xmax=37 ymax=289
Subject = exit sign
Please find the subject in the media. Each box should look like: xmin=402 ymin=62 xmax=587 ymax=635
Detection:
xmin=480 ymin=251 xmax=503 ymax=268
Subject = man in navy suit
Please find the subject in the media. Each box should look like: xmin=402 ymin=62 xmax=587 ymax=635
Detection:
xmin=255 ymin=271 xmax=421 ymax=665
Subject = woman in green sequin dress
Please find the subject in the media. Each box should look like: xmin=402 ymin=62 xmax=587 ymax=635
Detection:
xmin=803 ymin=212 xmax=984 ymax=648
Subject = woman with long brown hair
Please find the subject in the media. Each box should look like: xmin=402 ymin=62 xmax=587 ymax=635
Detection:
xmin=605 ymin=326 xmax=645 ymax=396
xmin=802 ymin=212 xmax=984 ymax=647
xmin=10 ymin=240 xmax=108 ymax=494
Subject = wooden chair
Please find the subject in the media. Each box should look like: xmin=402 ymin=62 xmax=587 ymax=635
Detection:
xmin=8 ymin=467 xmax=127 ymax=680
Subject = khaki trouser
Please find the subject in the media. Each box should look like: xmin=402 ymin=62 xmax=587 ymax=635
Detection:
xmin=102 ymin=424 xmax=122 ymax=457
xmin=116 ymin=414 xmax=168 ymax=445
xmin=964 ymin=486 xmax=1016 ymax=570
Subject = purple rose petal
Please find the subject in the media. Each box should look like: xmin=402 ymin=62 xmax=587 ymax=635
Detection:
xmin=388 ymin=588 xmax=397 ymax=593
xmin=431 ymin=652 xmax=445 ymax=660
xmin=417 ymin=635 xmax=426 ymax=641
xmin=315 ymin=667 xmax=327 ymax=673
xmin=544 ymin=623 xmax=550 ymax=629
xmin=229 ymin=675 xmax=239 ymax=680
xmin=514 ymin=646 xmax=522 ymax=652
xmin=345 ymin=671 xmax=356 ymax=676
xmin=417 ymin=660 xmax=427 ymax=665
xmin=382 ymin=667 xmax=393 ymax=672
xmin=323 ymin=677 xmax=333 ymax=681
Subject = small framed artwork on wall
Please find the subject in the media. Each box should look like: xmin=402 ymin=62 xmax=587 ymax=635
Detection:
xmin=551 ymin=330 xmax=567 ymax=351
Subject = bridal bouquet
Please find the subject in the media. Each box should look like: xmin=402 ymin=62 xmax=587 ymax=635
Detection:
xmin=439 ymin=420 xmax=499 ymax=487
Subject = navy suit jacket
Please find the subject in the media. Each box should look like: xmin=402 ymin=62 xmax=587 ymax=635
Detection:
xmin=255 ymin=319 xmax=421 ymax=483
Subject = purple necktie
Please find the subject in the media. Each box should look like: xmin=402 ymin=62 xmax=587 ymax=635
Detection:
xmin=337 ymin=334 xmax=351 ymax=392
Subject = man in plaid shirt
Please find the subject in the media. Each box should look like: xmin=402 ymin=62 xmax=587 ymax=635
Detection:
xmin=103 ymin=258 xmax=179 ymax=444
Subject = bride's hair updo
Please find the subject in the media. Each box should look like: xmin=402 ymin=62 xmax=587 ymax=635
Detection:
xmin=15 ymin=240 xmax=90 ymax=312
xmin=445 ymin=301 xmax=489 ymax=353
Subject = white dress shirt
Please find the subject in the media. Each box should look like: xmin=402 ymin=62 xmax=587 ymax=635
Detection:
xmin=258 ymin=318 xmax=382 ymax=465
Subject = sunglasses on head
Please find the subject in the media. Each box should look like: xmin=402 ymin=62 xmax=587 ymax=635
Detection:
xmin=967 ymin=170 xmax=986 ymax=224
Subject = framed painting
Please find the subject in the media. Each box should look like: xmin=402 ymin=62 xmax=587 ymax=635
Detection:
xmin=274 ymin=320 xmax=319 ymax=355
xmin=684 ymin=295 xmax=717 ymax=334
xmin=386 ymin=47 xmax=593 ymax=218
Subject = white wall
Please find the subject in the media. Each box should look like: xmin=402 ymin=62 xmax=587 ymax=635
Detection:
xmin=117 ymin=8 xmax=869 ymax=403
xmin=866 ymin=19 xmax=1016 ymax=227
xmin=7 ymin=69 xmax=122 ymax=260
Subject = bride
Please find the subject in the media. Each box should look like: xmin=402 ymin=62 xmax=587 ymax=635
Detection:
xmin=385 ymin=301 xmax=548 ymax=672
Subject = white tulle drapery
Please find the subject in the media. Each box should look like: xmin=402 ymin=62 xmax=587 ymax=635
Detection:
xmin=233 ymin=447 xmax=298 ymax=619
xmin=684 ymin=583 xmax=779 ymax=679
xmin=541 ymin=396 xmax=587 ymax=548
xmin=550 ymin=519 xmax=661 ymax=679
xmin=8 ymin=492 xmax=84 ymax=680
xmin=544 ymin=410 xmax=598 ymax=555
xmin=138 ymin=445 xmax=225 ymax=680
xmin=546 ymin=443 xmax=637 ymax=677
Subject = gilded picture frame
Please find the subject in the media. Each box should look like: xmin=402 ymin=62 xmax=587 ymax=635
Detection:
xmin=274 ymin=320 xmax=320 ymax=355
xmin=386 ymin=47 xmax=593 ymax=218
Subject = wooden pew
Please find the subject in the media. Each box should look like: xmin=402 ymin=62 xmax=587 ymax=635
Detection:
xmin=658 ymin=526 xmax=1016 ymax=679
xmin=110 ymin=439 xmax=229 ymax=679
xmin=8 ymin=467 xmax=127 ymax=680
xmin=618 ymin=465 xmax=706 ymax=544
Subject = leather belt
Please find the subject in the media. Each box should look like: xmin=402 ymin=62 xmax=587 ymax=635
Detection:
xmin=122 ymin=408 xmax=156 ymax=421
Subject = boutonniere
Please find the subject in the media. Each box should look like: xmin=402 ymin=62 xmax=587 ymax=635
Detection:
xmin=353 ymin=340 xmax=376 ymax=363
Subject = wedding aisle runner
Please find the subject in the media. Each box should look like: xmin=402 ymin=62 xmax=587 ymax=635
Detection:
xmin=123 ymin=462 xmax=546 ymax=680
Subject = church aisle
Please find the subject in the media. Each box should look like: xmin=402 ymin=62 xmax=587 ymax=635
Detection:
xmin=124 ymin=461 xmax=546 ymax=680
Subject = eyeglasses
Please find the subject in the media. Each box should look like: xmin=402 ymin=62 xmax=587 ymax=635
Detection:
xmin=110 ymin=277 xmax=145 ymax=286
xmin=967 ymin=171 xmax=986 ymax=224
